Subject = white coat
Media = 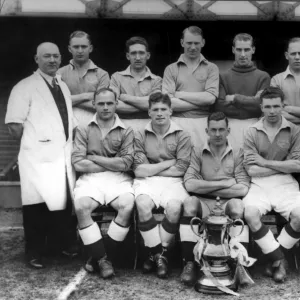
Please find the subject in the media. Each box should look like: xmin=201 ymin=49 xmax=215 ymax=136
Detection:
xmin=5 ymin=71 xmax=75 ymax=211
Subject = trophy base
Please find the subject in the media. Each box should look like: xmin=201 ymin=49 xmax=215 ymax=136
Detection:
xmin=195 ymin=275 xmax=237 ymax=295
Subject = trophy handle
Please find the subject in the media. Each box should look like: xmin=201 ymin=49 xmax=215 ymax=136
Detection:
xmin=231 ymin=218 xmax=244 ymax=237
xmin=190 ymin=217 xmax=203 ymax=237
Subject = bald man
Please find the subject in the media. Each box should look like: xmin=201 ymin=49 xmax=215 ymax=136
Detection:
xmin=5 ymin=42 xmax=75 ymax=268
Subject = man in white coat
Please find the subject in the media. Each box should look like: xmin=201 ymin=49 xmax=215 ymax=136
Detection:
xmin=5 ymin=42 xmax=75 ymax=269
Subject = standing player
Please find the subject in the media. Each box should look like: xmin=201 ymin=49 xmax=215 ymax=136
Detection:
xmin=133 ymin=92 xmax=191 ymax=278
xmin=180 ymin=112 xmax=249 ymax=286
xmin=271 ymin=37 xmax=300 ymax=124
xmin=243 ymin=87 xmax=300 ymax=283
xmin=163 ymin=26 xmax=219 ymax=146
xmin=215 ymin=33 xmax=270 ymax=147
xmin=110 ymin=36 xmax=162 ymax=130
xmin=58 ymin=30 xmax=110 ymax=125
xmin=72 ymin=88 xmax=135 ymax=278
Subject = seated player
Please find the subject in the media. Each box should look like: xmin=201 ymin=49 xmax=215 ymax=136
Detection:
xmin=72 ymin=88 xmax=135 ymax=278
xmin=133 ymin=92 xmax=192 ymax=278
xmin=243 ymin=87 xmax=300 ymax=283
xmin=180 ymin=112 xmax=250 ymax=286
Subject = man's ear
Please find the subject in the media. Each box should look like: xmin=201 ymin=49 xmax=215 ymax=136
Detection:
xmin=285 ymin=51 xmax=289 ymax=61
xmin=180 ymin=39 xmax=184 ymax=48
xmin=68 ymin=45 xmax=72 ymax=54
xmin=147 ymin=52 xmax=151 ymax=60
xmin=252 ymin=46 xmax=256 ymax=55
xmin=89 ymin=44 xmax=93 ymax=54
xmin=126 ymin=52 xmax=130 ymax=61
xmin=205 ymin=128 xmax=208 ymax=135
xmin=170 ymin=108 xmax=173 ymax=116
xmin=34 ymin=55 xmax=38 ymax=64
xmin=228 ymin=127 xmax=231 ymax=134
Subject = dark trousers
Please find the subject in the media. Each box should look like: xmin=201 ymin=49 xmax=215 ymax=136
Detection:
xmin=22 ymin=203 xmax=71 ymax=257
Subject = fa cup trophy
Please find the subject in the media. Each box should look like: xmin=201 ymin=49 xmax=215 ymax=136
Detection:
xmin=191 ymin=197 xmax=245 ymax=295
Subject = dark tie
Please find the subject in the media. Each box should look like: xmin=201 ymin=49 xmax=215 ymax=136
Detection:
xmin=52 ymin=77 xmax=59 ymax=92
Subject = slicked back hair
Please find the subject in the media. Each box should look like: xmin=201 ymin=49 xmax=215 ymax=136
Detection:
xmin=94 ymin=87 xmax=117 ymax=101
xmin=260 ymin=86 xmax=284 ymax=103
xmin=148 ymin=92 xmax=171 ymax=109
xmin=207 ymin=112 xmax=229 ymax=127
xmin=126 ymin=36 xmax=149 ymax=53
xmin=286 ymin=37 xmax=300 ymax=51
xmin=233 ymin=33 xmax=254 ymax=47
xmin=69 ymin=30 xmax=92 ymax=45
xmin=181 ymin=26 xmax=204 ymax=40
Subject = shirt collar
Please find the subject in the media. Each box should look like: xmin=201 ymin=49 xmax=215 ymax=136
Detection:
xmin=69 ymin=59 xmax=98 ymax=70
xmin=37 ymin=69 xmax=57 ymax=85
xmin=118 ymin=65 xmax=156 ymax=80
xmin=202 ymin=140 xmax=233 ymax=159
xmin=250 ymin=116 xmax=291 ymax=132
xmin=176 ymin=53 xmax=207 ymax=66
xmin=145 ymin=120 xmax=183 ymax=138
xmin=89 ymin=113 xmax=126 ymax=130
xmin=282 ymin=66 xmax=295 ymax=80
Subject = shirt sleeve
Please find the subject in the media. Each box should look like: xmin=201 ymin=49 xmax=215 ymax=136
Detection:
xmin=174 ymin=131 xmax=192 ymax=173
xmin=214 ymin=74 xmax=238 ymax=118
xmin=233 ymin=72 xmax=270 ymax=109
xmin=287 ymin=126 xmax=300 ymax=161
xmin=205 ymin=63 xmax=219 ymax=98
xmin=133 ymin=131 xmax=149 ymax=170
xmin=270 ymin=75 xmax=280 ymax=88
xmin=116 ymin=127 xmax=134 ymax=171
xmin=96 ymin=69 xmax=110 ymax=90
xmin=243 ymin=128 xmax=259 ymax=164
xmin=234 ymin=148 xmax=250 ymax=187
xmin=109 ymin=73 xmax=121 ymax=99
xmin=150 ymin=76 xmax=162 ymax=94
xmin=162 ymin=64 xmax=177 ymax=97
xmin=184 ymin=146 xmax=203 ymax=184
xmin=5 ymin=81 xmax=31 ymax=124
xmin=71 ymin=125 xmax=88 ymax=165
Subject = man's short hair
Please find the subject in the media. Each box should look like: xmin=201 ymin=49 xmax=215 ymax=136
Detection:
xmin=94 ymin=87 xmax=117 ymax=101
xmin=181 ymin=26 xmax=204 ymax=40
xmin=126 ymin=36 xmax=149 ymax=52
xmin=260 ymin=87 xmax=284 ymax=103
xmin=207 ymin=112 xmax=229 ymax=127
xmin=286 ymin=37 xmax=300 ymax=51
xmin=233 ymin=33 xmax=254 ymax=47
xmin=69 ymin=30 xmax=92 ymax=44
xmin=148 ymin=92 xmax=171 ymax=108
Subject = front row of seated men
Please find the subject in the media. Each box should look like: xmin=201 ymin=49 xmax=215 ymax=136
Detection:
xmin=71 ymin=86 xmax=300 ymax=285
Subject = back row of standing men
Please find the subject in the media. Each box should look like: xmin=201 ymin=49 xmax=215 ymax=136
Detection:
xmin=5 ymin=26 xmax=300 ymax=289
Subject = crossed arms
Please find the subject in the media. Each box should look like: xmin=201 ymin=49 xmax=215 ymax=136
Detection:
xmin=184 ymin=148 xmax=249 ymax=198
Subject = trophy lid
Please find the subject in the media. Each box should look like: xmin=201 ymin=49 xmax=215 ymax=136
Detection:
xmin=205 ymin=197 xmax=231 ymax=225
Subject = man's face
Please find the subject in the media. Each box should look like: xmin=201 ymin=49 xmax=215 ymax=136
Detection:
xmin=181 ymin=31 xmax=204 ymax=60
xmin=126 ymin=44 xmax=150 ymax=71
xmin=206 ymin=119 xmax=230 ymax=147
xmin=35 ymin=43 xmax=61 ymax=76
xmin=148 ymin=102 xmax=172 ymax=127
xmin=232 ymin=40 xmax=255 ymax=67
xmin=285 ymin=41 xmax=300 ymax=72
xmin=261 ymin=97 xmax=283 ymax=124
xmin=93 ymin=91 xmax=117 ymax=121
xmin=68 ymin=36 xmax=93 ymax=63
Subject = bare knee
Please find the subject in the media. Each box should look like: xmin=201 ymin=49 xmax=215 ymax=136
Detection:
xmin=290 ymin=207 xmax=300 ymax=231
xmin=183 ymin=196 xmax=199 ymax=216
xmin=135 ymin=195 xmax=153 ymax=218
xmin=165 ymin=198 xmax=182 ymax=221
xmin=118 ymin=193 xmax=135 ymax=214
xmin=226 ymin=198 xmax=244 ymax=219
xmin=244 ymin=206 xmax=261 ymax=230
xmin=74 ymin=197 xmax=95 ymax=217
